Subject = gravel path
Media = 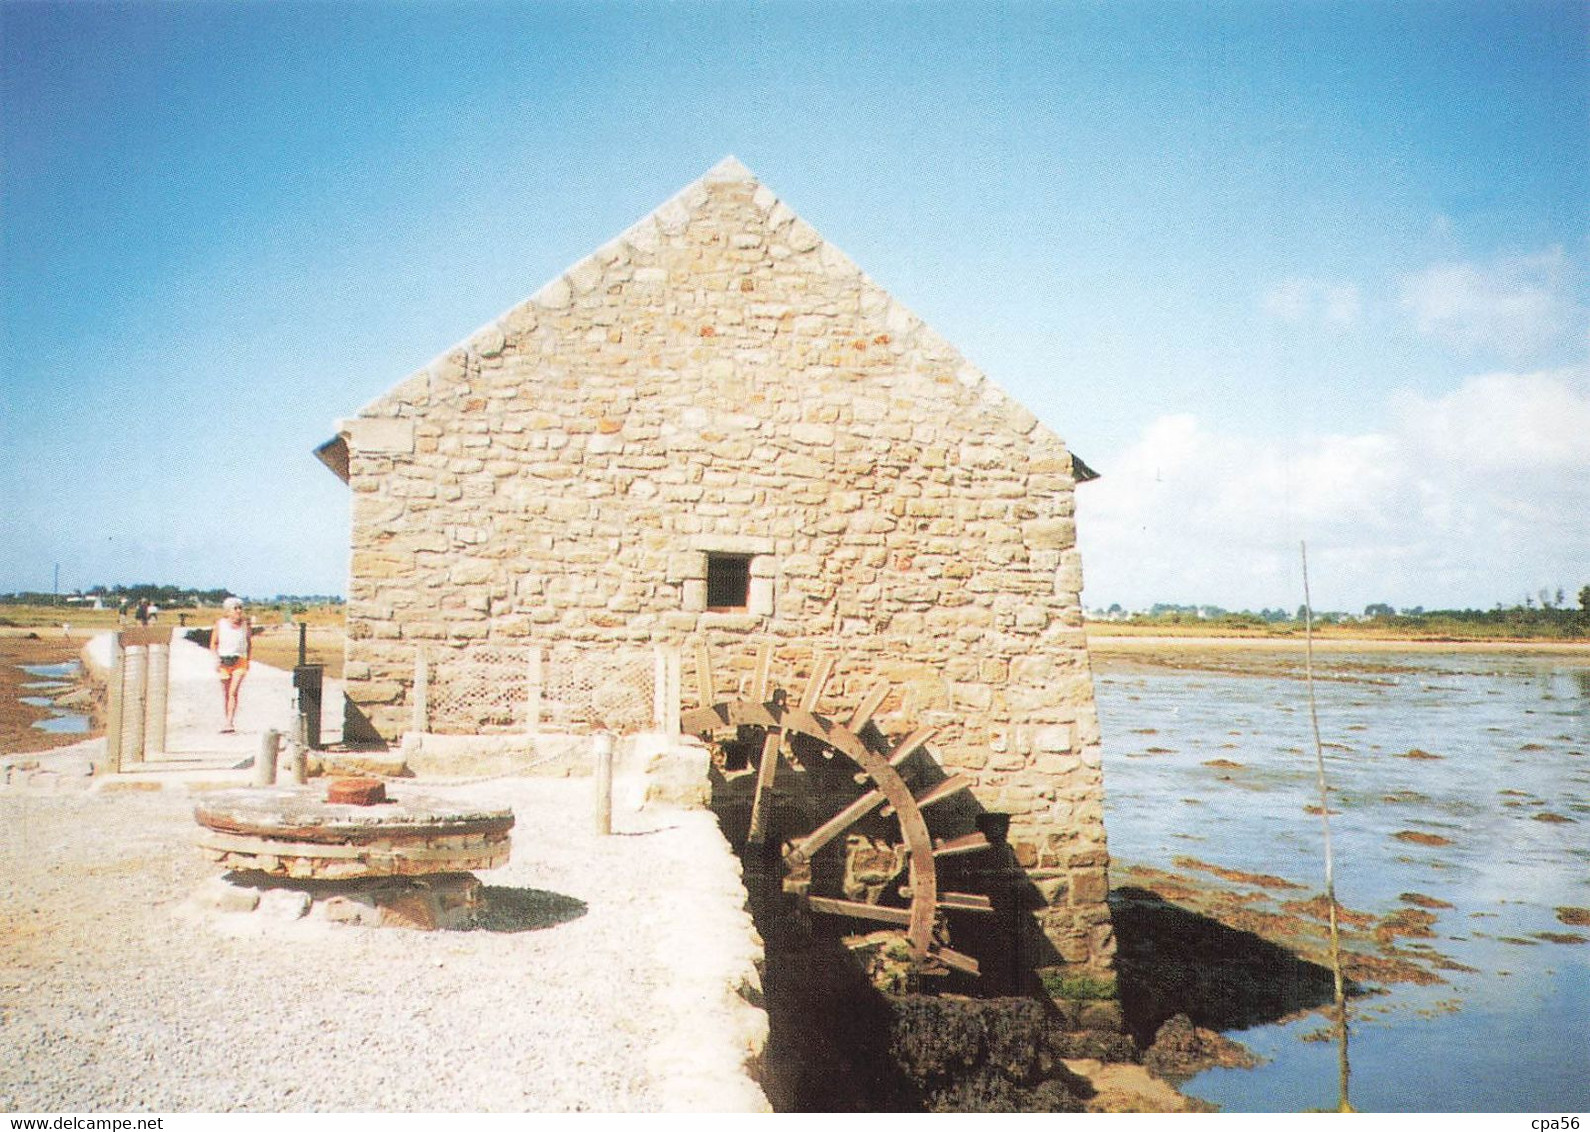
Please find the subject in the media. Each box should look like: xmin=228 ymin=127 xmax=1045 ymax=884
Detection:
xmin=0 ymin=777 xmax=767 ymax=1112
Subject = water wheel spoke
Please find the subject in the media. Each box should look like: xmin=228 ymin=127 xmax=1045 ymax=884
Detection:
xmin=693 ymin=638 xmax=715 ymax=710
xmin=936 ymin=891 xmax=994 ymax=914
xmin=799 ymin=653 xmax=836 ymax=711
xmin=745 ymin=727 xmax=783 ymax=845
xmin=913 ymin=774 xmax=972 ymax=810
xmin=887 ymin=725 xmax=939 ymax=768
xmin=929 ymin=946 xmax=981 ymax=976
xmin=932 ymin=832 xmax=991 ymax=858
xmin=679 ymin=703 xmax=731 ymax=733
xmin=847 ymin=681 xmax=891 ymax=735
xmin=749 ymin=640 xmax=774 ymax=704
xmin=807 ymin=895 xmax=913 ymax=926
xmin=786 ymin=788 xmax=886 ymax=861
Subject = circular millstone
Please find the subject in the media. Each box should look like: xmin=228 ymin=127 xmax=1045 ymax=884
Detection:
xmin=194 ymin=785 xmax=514 ymax=880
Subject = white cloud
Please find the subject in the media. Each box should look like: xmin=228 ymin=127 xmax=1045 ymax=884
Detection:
xmin=1400 ymin=248 xmax=1581 ymax=359
xmin=1075 ymin=368 xmax=1590 ymax=611
xmin=1261 ymin=277 xmax=1361 ymax=329
xmin=1391 ymin=369 xmax=1590 ymax=468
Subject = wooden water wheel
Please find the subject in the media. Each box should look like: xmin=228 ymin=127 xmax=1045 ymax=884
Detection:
xmin=680 ymin=642 xmax=994 ymax=978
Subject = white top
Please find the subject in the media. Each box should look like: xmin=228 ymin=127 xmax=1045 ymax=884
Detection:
xmin=214 ymin=618 xmax=250 ymax=657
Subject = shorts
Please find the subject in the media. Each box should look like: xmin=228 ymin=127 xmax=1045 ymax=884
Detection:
xmin=218 ymin=655 xmax=249 ymax=678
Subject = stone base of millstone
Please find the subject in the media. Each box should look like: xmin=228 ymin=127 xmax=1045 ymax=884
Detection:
xmin=195 ymin=830 xmax=510 ymax=880
xmin=193 ymin=871 xmax=485 ymax=931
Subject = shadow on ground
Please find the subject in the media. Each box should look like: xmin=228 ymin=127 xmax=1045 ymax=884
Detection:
xmin=475 ymin=886 xmax=588 ymax=933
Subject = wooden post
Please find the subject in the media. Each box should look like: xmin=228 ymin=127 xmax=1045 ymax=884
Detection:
xmin=122 ymin=645 xmax=147 ymax=766
xmin=653 ymin=645 xmax=668 ymax=730
xmin=254 ymin=729 xmax=279 ymax=787
xmin=593 ymin=729 xmax=614 ymax=835
xmin=412 ymin=649 xmax=429 ymax=734
xmin=298 ymin=621 xmax=308 ymax=667
xmin=146 ymin=643 xmax=169 ymax=755
xmin=101 ymin=634 xmax=125 ymax=775
xmin=665 ymin=646 xmax=682 ymax=737
xmin=525 ymin=647 xmax=543 ymax=738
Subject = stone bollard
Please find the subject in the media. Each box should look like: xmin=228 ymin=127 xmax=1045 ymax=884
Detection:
xmin=593 ymin=729 xmax=614 ymax=836
xmin=254 ymin=729 xmax=280 ymax=787
xmin=146 ymin=644 xmax=169 ymax=755
xmin=289 ymin=738 xmax=308 ymax=785
xmin=101 ymin=634 xmax=125 ymax=775
xmin=121 ymin=645 xmax=148 ymax=766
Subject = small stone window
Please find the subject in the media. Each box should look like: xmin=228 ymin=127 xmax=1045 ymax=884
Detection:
xmin=706 ymin=553 xmax=753 ymax=611
xmin=677 ymin=542 xmax=774 ymax=616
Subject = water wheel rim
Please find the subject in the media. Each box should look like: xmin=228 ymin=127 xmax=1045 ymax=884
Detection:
xmin=683 ymin=698 xmax=940 ymax=962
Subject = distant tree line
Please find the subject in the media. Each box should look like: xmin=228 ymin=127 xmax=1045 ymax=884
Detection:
xmin=1094 ymin=585 xmax=1589 ymax=638
xmin=0 ymin=585 xmax=344 ymax=608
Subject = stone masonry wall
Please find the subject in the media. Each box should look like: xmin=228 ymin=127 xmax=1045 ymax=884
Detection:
xmin=337 ymin=158 xmax=1114 ymax=976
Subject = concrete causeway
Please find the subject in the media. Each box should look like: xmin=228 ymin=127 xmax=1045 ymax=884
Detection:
xmin=74 ymin=627 xmax=341 ymax=791
xmin=1 ymin=631 xmax=771 ymax=1112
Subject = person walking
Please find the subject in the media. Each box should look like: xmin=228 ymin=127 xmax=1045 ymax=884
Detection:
xmin=210 ymin=597 xmax=252 ymax=733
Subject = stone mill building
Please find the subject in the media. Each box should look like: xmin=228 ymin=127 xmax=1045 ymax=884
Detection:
xmin=316 ymin=157 xmax=1116 ymax=993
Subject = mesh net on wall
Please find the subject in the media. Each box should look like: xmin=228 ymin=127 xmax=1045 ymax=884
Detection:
xmin=543 ymin=646 xmax=656 ymax=732
xmin=425 ymin=645 xmax=658 ymax=735
xmin=428 ymin=645 xmax=531 ymax=734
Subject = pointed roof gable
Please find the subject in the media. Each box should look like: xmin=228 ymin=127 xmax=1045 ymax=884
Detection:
xmin=320 ymin=156 xmax=1092 ymax=482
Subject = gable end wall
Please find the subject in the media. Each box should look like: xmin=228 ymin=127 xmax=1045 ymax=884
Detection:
xmin=339 ymin=166 xmax=1114 ymax=976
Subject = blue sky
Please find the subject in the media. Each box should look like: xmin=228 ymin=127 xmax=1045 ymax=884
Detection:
xmin=3 ymin=0 xmax=1585 ymax=611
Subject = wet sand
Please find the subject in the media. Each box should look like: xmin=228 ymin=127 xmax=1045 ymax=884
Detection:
xmin=1089 ymin=634 xmax=1590 ymax=686
xmin=1090 ymin=632 xmax=1590 ymax=658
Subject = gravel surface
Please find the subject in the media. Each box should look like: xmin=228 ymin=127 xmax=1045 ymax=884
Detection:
xmin=0 ymin=777 xmax=767 ymax=1112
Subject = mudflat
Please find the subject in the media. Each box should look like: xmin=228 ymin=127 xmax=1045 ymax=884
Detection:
xmin=1089 ymin=632 xmax=1590 ymax=657
xmin=1088 ymin=633 xmax=1590 ymax=683
xmin=0 ymin=634 xmax=97 ymax=757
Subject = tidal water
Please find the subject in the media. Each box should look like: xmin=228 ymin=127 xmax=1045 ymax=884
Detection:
xmin=1096 ymin=648 xmax=1589 ymax=1113
xmin=19 ymin=660 xmax=89 ymax=733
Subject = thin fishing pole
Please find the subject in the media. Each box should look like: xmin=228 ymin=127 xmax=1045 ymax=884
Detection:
xmin=1302 ymin=541 xmax=1352 ymax=1113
